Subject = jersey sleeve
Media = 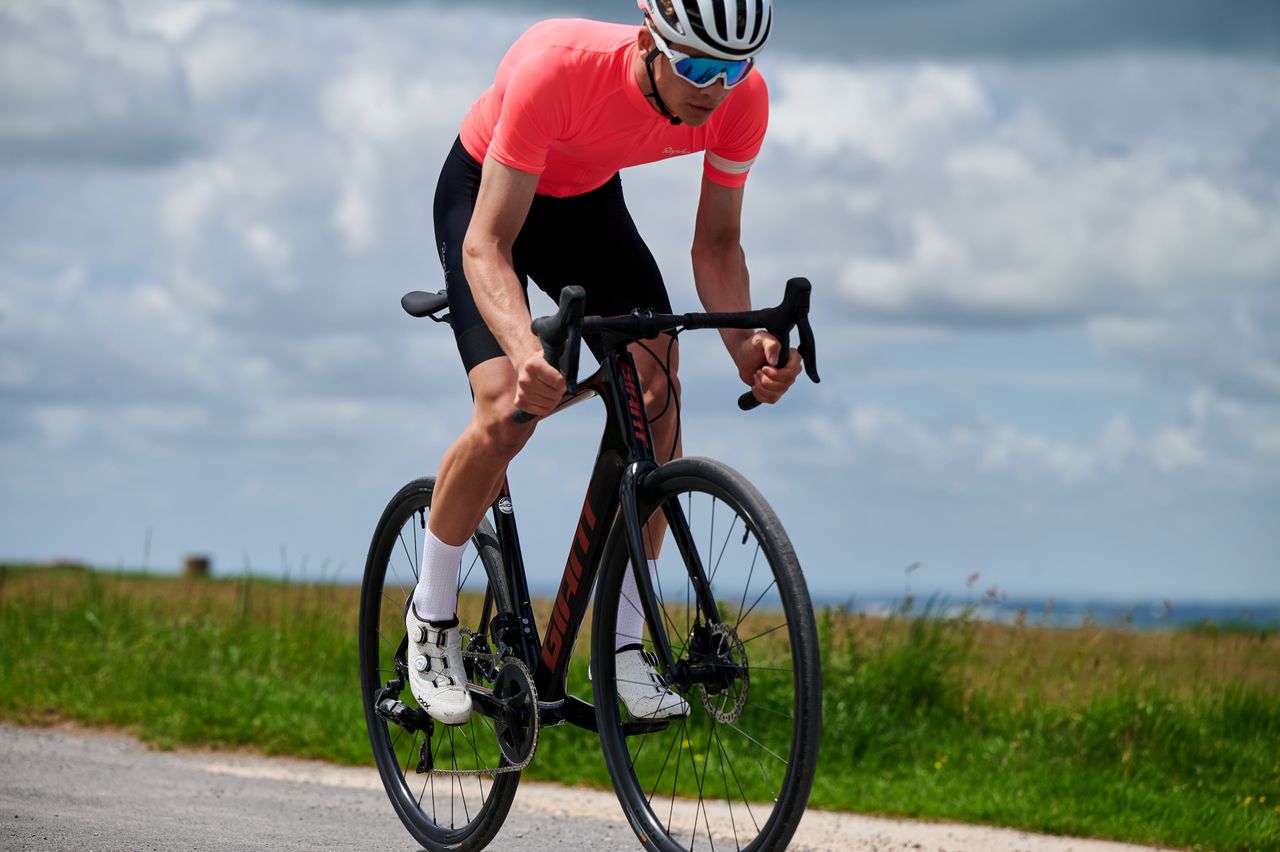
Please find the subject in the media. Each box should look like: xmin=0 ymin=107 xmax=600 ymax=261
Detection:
xmin=487 ymin=48 xmax=570 ymax=175
xmin=704 ymin=72 xmax=769 ymax=188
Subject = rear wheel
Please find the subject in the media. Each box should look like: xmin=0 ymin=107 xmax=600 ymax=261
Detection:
xmin=592 ymin=458 xmax=822 ymax=852
xmin=358 ymin=477 xmax=520 ymax=852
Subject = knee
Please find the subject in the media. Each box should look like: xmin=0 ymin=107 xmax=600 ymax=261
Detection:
xmin=475 ymin=411 xmax=534 ymax=460
xmin=468 ymin=372 xmax=536 ymax=460
xmin=636 ymin=351 xmax=680 ymax=420
xmin=644 ymin=371 xmax=681 ymax=423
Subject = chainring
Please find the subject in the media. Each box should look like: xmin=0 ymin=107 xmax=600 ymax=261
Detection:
xmin=491 ymin=657 xmax=539 ymax=767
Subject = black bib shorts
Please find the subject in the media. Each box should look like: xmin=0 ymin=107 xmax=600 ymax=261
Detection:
xmin=432 ymin=136 xmax=672 ymax=374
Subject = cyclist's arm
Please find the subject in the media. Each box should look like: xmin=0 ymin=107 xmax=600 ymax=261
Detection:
xmin=691 ymin=177 xmax=802 ymax=403
xmin=463 ymin=155 xmax=565 ymax=414
xmin=691 ymin=176 xmax=753 ymax=351
xmin=463 ymin=156 xmax=543 ymax=363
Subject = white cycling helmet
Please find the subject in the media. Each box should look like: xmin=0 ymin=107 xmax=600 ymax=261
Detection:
xmin=637 ymin=0 xmax=773 ymax=60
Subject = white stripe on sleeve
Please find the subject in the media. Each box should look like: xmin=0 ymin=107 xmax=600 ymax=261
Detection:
xmin=705 ymin=151 xmax=755 ymax=175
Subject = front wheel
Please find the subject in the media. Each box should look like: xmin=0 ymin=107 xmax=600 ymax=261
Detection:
xmin=591 ymin=458 xmax=822 ymax=852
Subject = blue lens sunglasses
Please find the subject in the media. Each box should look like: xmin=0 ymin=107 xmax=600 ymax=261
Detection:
xmin=645 ymin=21 xmax=755 ymax=89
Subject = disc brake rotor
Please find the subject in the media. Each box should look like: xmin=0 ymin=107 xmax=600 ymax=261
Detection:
xmin=697 ymin=623 xmax=749 ymax=723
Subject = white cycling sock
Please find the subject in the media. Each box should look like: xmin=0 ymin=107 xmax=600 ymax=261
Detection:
xmin=412 ymin=527 xmax=466 ymax=622
xmin=616 ymin=559 xmax=660 ymax=651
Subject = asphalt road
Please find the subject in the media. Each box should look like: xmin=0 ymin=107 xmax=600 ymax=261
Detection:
xmin=1 ymin=724 xmax=1157 ymax=852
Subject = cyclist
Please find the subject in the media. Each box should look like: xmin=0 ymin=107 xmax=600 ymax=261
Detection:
xmin=407 ymin=0 xmax=803 ymax=725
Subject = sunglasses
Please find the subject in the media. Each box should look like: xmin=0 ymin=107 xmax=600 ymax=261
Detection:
xmin=645 ymin=21 xmax=755 ymax=89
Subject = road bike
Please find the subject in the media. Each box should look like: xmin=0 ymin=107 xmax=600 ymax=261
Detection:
xmin=358 ymin=280 xmax=822 ymax=851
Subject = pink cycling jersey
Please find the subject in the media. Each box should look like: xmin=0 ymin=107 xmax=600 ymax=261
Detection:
xmin=459 ymin=18 xmax=768 ymax=198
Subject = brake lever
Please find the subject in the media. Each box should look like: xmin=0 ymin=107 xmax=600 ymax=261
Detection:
xmin=737 ymin=317 xmax=794 ymax=411
xmin=514 ymin=286 xmax=585 ymax=423
xmin=797 ymin=316 xmax=820 ymax=384
xmin=562 ymin=325 xmax=582 ymax=395
xmin=737 ymin=277 xmax=819 ymax=411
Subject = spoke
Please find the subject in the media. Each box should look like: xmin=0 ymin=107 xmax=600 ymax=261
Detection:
xmin=735 ymin=718 xmax=782 ymax=811
xmin=429 ymin=755 xmax=438 ymax=823
xmin=418 ymin=772 xmax=431 ymax=818
xmin=457 ymin=721 xmax=484 ymax=771
xmin=736 ymin=575 xmax=778 ymax=630
xmin=404 ymin=731 xmax=419 ymax=784
xmin=667 ymin=716 xmax=687 ymax=835
xmin=640 ymin=521 xmax=691 ymax=665
xmin=739 ymin=621 xmax=789 ymax=646
xmin=382 ymin=589 xmax=407 ymax=613
xmin=646 ymin=520 xmax=687 ymax=661
xmin=412 ymin=514 xmax=420 ymax=586
xmin=713 ymin=719 xmax=762 ymax=836
xmin=723 ymin=720 xmax=789 ymax=765
xmin=644 ymin=715 xmax=685 ymax=807
xmin=453 ymin=727 xmax=472 ymax=824
xmin=694 ymin=719 xmax=717 ymax=851
xmin=735 ymin=543 xmax=760 ymax=629
xmin=709 ymin=513 xmax=739 ymax=588
xmin=708 ymin=496 xmax=716 ymax=590
xmin=458 ymin=551 xmax=481 ymax=593
xmin=714 ymin=724 xmax=741 ymax=852
xmin=387 ymin=552 xmax=413 ymax=600
xmin=742 ymin=699 xmax=794 ymax=722
xmin=396 ymin=528 xmax=418 ymax=583
xmin=451 ymin=728 xmax=460 ymax=827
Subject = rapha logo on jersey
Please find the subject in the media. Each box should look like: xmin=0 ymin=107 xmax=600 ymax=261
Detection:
xmin=662 ymin=147 xmax=691 ymax=156
xmin=497 ymin=497 xmax=513 ymax=514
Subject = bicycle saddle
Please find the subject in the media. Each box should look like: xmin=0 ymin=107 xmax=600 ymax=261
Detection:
xmin=401 ymin=290 xmax=450 ymax=322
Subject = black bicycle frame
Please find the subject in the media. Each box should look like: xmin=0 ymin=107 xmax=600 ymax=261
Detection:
xmin=480 ymin=346 xmax=721 ymax=731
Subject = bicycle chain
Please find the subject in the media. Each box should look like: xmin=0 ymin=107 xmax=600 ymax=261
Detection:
xmin=418 ymin=654 xmax=537 ymax=778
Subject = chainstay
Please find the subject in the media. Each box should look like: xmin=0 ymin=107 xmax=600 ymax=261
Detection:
xmin=422 ymin=655 xmax=537 ymax=777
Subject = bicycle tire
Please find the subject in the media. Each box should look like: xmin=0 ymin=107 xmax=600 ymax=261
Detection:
xmin=591 ymin=457 xmax=822 ymax=852
xmin=358 ymin=476 xmax=520 ymax=852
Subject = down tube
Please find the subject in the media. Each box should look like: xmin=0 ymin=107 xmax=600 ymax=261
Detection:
xmin=535 ymin=443 xmax=625 ymax=702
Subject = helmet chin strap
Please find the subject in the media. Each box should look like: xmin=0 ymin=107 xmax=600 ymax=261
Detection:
xmin=644 ymin=48 xmax=682 ymax=126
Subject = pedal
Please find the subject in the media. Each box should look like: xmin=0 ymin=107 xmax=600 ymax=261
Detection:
xmin=375 ymin=690 xmax=431 ymax=733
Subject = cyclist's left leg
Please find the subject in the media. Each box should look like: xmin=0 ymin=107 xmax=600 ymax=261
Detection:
xmin=516 ymin=174 xmax=685 ymax=700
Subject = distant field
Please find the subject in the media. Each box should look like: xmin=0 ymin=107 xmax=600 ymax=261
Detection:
xmin=1 ymin=564 xmax=1276 ymax=851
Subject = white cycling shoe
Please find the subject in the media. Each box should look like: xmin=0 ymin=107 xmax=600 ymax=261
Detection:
xmin=614 ymin=646 xmax=690 ymax=720
xmin=405 ymin=607 xmax=474 ymax=726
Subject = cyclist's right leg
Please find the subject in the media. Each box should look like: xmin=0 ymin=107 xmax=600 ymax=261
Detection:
xmin=420 ymin=135 xmax=532 ymax=617
xmin=408 ymin=136 xmax=537 ymax=723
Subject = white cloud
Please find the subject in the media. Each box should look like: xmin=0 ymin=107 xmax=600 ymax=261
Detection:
xmin=0 ymin=0 xmax=193 ymax=164
xmin=801 ymin=384 xmax=1277 ymax=498
xmin=769 ymin=63 xmax=991 ymax=165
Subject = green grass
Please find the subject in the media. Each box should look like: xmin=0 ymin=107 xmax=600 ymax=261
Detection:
xmin=1 ymin=566 xmax=1277 ymax=850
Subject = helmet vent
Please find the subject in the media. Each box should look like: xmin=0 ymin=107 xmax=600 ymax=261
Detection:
xmin=749 ymin=0 xmax=765 ymax=42
xmin=711 ymin=0 xmax=728 ymax=42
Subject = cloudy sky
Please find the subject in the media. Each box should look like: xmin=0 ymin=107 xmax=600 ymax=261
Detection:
xmin=2 ymin=0 xmax=1277 ymax=604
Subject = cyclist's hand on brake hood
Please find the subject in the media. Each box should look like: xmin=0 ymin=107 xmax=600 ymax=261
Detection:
xmin=734 ymin=332 xmax=803 ymax=405
xmin=513 ymin=347 xmax=566 ymax=418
